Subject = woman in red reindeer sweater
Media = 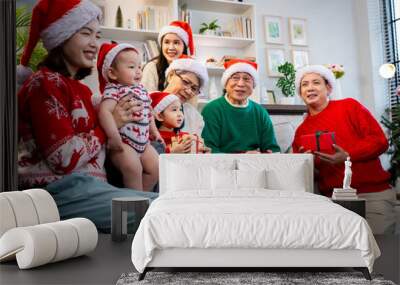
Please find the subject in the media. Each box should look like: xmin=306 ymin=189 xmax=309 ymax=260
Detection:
xmin=17 ymin=0 xmax=157 ymax=232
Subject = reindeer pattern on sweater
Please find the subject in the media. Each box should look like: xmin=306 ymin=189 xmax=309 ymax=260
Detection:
xmin=102 ymin=83 xmax=151 ymax=153
xmin=18 ymin=68 xmax=107 ymax=188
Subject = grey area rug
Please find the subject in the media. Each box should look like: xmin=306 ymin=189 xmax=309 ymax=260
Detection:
xmin=116 ymin=271 xmax=396 ymax=285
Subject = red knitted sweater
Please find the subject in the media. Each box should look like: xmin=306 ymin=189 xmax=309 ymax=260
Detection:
xmin=292 ymin=98 xmax=391 ymax=195
xmin=18 ymin=67 xmax=107 ymax=188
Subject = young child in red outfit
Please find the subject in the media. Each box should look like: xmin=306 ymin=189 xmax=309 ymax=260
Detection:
xmin=150 ymin=91 xmax=208 ymax=153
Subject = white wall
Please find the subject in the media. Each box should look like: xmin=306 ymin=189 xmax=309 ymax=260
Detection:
xmin=253 ymin=0 xmax=361 ymax=103
xmin=252 ymin=0 xmax=389 ymax=166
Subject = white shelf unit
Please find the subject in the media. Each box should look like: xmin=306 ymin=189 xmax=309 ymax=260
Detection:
xmin=90 ymin=0 xmax=260 ymax=103
xmin=100 ymin=27 xmax=159 ymax=42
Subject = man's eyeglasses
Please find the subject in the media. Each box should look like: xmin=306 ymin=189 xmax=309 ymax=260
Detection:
xmin=175 ymin=72 xmax=200 ymax=94
xmin=230 ymin=74 xmax=253 ymax=84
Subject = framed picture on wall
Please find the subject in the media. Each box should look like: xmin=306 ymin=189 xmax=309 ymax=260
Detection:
xmin=266 ymin=90 xmax=276 ymax=104
xmin=264 ymin=16 xmax=283 ymax=44
xmin=289 ymin=18 xmax=307 ymax=46
xmin=266 ymin=48 xmax=286 ymax=77
xmin=292 ymin=50 xmax=309 ymax=69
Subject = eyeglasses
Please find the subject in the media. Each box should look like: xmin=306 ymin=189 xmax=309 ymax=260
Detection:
xmin=175 ymin=72 xmax=200 ymax=94
xmin=230 ymin=74 xmax=253 ymax=84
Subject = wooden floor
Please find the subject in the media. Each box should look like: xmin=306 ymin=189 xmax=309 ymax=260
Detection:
xmin=0 ymin=234 xmax=399 ymax=285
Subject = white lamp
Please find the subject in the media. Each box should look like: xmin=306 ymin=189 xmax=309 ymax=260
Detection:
xmin=379 ymin=63 xmax=396 ymax=79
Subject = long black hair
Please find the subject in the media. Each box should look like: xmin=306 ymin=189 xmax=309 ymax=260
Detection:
xmin=38 ymin=46 xmax=92 ymax=80
xmin=145 ymin=34 xmax=188 ymax=90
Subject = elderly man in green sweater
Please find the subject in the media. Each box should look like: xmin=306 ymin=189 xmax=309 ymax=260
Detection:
xmin=202 ymin=59 xmax=280 ymax=153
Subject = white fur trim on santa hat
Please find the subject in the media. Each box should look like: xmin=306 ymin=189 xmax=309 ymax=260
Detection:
xmin=152 ymin=93 xmax=180 ymax=114
xmin=101 ymin=43 xmax=138 ymax=81
xmin=158 ymin=26 xmax=189 ymax=47
xmin=295 ymin=65 xmax=336 ymax=96
xmin=165 ymin=58 xmax=209 ymax=91
xmin=221 ymin=62 xmax=258 ymax=88
xmin=41 ymin=0 xmax=101 ymax=51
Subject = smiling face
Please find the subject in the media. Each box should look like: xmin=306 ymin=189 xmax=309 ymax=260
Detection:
xmin=108 ymin=49 xmax=142 ymax=85
xmin=299 ymin=73 xmax=331 ymax=111
xmin=156 ymin=99 xmax=184 ymax=130
xmin=62 ymin=20 xmax=101 ymax=75
xmin=165 ymin=71 xmax=200 ymax=103
xmin=225 ymin=72 xmax=254 ymax=105
xmin=161 ymin=33 xmax=185 ymax=63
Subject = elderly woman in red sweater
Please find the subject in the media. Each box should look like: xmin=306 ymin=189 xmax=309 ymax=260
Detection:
xmin=292 ymin=65 xmax=396 ymax=234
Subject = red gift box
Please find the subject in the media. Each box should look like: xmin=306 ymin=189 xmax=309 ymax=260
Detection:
xmin=299 ymin=131 xmax=336 ymax=154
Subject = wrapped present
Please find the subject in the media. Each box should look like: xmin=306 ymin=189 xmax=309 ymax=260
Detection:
xmin=299 ymin=131 xmax=336 ymax=154
xmin=171 ymin=133 xmax=202 ymax=153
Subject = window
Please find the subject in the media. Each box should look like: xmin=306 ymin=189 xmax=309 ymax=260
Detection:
xmin=382 ymin=0 xmax=400 ymax=107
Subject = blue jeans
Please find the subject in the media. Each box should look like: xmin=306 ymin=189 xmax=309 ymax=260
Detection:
xmin=46 ymin=173 xmax=158 ymax=233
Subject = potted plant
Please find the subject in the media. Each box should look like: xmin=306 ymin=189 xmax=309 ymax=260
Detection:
xmin=381 ymin=97 xmax=400 ymax=190
xmin=276 ymin=62 xmax=296 ymax=104
xmin=199 ymin=19 xmax=221 ymax=36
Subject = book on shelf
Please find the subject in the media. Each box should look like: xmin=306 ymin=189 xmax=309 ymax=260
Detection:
xmin=231 ymin=16 xmax=253 ymax=39
xmin=134 ymin=6 xmax=169 ymax=31
xmin=179 ymin=6 xmax=192 ymax=26
xmin=145 ymin=40 xmax=159 ymax=59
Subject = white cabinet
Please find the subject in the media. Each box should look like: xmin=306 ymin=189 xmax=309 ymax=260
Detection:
xmin=90 ymin=0 xmax=260 ymax=102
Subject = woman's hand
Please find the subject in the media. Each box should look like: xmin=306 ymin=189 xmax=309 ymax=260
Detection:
xmin=107 ymin=136 xmax=123 ymax=153
xmin=197 ymin=138 xmax=211 ymax=153
xmin=112 ymin=96 xmax=144 ymax=129
xmin=314 ymin=144 xmax=349 ymax=164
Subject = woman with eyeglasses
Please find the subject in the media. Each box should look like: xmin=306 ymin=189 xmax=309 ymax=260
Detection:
xmin=142 ymin=21 xmax=194 ymax=93
xmin=163 ymin=55 xmax=209 ymax=138
xmin=201 ymin=59 xmax=280 ymax=154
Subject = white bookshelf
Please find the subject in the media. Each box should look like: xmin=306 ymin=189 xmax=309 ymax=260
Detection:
xmin=101 ymin=27 xmax=159 ymax=42
xmin=194 ymin=34 xmax=255 ymax=48
xmin=91 ymin=0 xmax=260 ymax=103
xmin=206 ymin=66 xmax=224 ymax=76
xmin=179 ymin=0 xmax=254 ymax=14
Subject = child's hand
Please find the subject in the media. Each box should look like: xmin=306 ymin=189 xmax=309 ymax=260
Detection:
xmin=107 ymin=137 xmax=123 ymax=152
xmin=170 ymin=139 xmax=192 ymax=153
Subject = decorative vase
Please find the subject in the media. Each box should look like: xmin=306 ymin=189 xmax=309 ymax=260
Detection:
xmin=332 ymin=79 xmax=343 ymax=100
xmin=280 ymin=97 xmax=295 ymax=105
xmin=204 ymin=30 xmax=216 ymax=36
xmin=115 ymin=6 xmax=123 ymax=28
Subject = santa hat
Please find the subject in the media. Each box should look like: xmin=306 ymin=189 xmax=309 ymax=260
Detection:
xmin=97 ymin=42 xmax=139 ymax=93
xmin=165 ymin=55 xmax=209 ymax=92
xmin=150 ymin=91 xmax=180 ymax=114
xmin=158 ymin=21 xmax=195 ymax=56
xmin=221 ymin=59 xmax=258 ymax=88
xmin=295 ymin=65 xmax=336 ymax=96
xmin=17 ymin=0 xmax=102 ymax=85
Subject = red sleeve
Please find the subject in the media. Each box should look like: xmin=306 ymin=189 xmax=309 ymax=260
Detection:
xmin=26 ymin=73 xmax=105 ymax=174
xmin=345 ymin=99 xmax=388 ymax=162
